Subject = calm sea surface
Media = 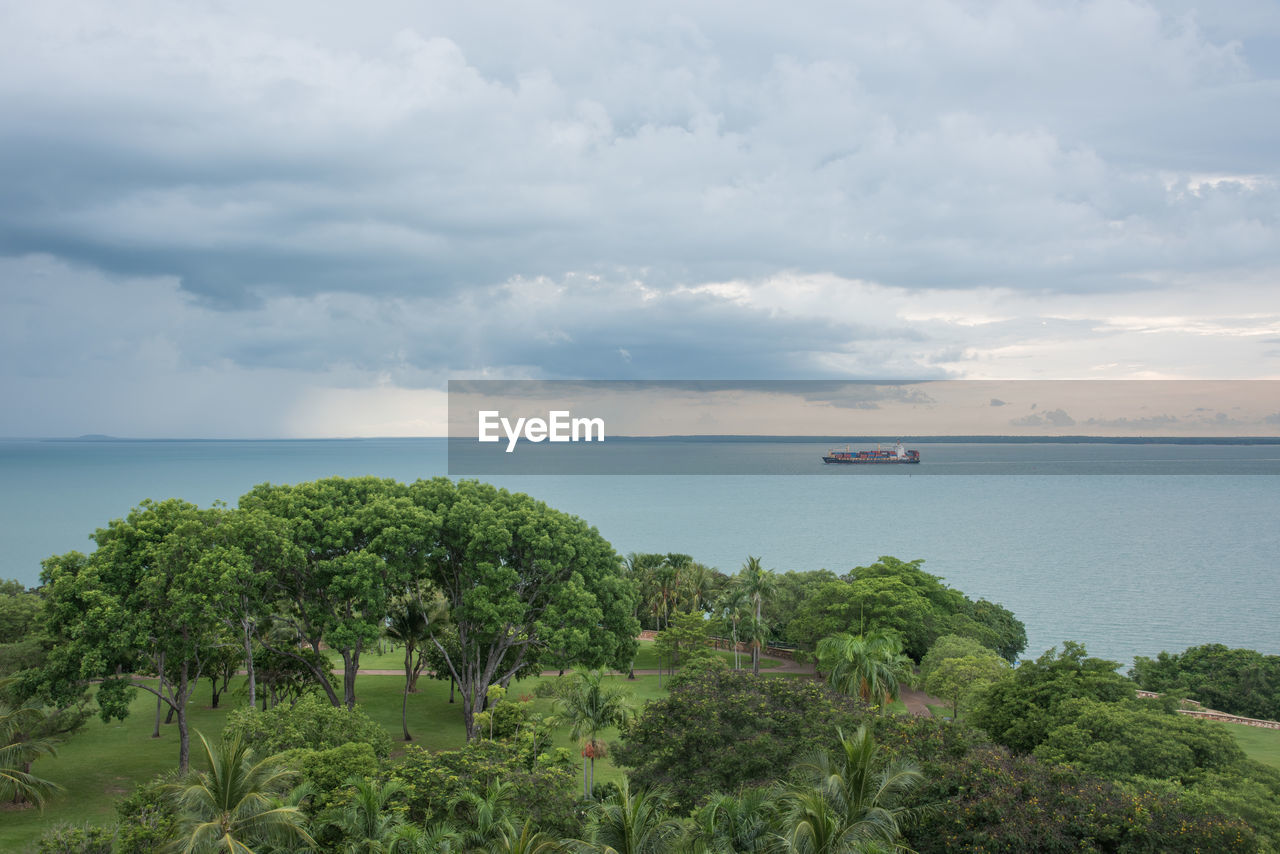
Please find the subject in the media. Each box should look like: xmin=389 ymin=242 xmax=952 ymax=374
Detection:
xmin=3 ymin=438 xmax=1277 ymax=668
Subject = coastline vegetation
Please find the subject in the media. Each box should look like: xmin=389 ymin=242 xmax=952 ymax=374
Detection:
xmin=2 ymin=476 xmax=1279 ymax=852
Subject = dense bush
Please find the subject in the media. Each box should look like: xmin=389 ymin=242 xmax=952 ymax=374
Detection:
xmin=221 ymin=692 xmax=392 ymax=758
xmin=389 ymin=737 xmax=582 ymax=837
xmin=1132 ymin=643 xmax=1280 ymax=721
xmin=34 ymin=823 xmax=115 ymax=854
xmin=614 ymin=667 xmax=869 ymax=810
xmin=906 ymin=743 xmax=1258 ymax=853
xmin=112 ymin=774 xmax=179 ymax=854
xmin=969 ymin=641 xmax=1134 ymax=753
xmin=786 ymin=557 xmax=1026 ymax=661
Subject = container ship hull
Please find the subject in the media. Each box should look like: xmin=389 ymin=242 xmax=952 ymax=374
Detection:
xmin=822 ymin=443 xmax=921 ymax=464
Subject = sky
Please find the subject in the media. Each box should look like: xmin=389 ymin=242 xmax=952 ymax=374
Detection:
xmin=2 ymin=0 xmax=1279 ymax=438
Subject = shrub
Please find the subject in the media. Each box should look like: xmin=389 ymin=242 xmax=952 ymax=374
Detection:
xmin=35 ymin=824 xmax=115 ymax=854
xmin=221 ymin=692 xmax=392 ymax=758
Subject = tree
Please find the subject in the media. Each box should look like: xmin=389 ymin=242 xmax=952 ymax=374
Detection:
xmin=686 ymin=788 xmax=777 ymax=853
xmin=40 ymin=500 xmax=230 ymax=772
xmin=817 ymin=631 xmax=913 ymax=711
xmin=239 ymin=477 xmax=433 ymax=710
xmin=1 ymin=687 xmax=62 ymax=808
xmin=569 ymin=781 xmax=684 ymax=854
xmin=777 ymin=726 xmax=926 ymax=854
xmin=713 ymin=586 xmax=751 ymax=670
xmin=551 ymin=670 xmax=635 ymax=798
xmin=737 ymin=557 xmax=777 ymax=676
xmin=168 ymin=731 xmax=314 ymax=853
xmin=1131 ymin=643 xmax=1280 ymax=721
xmin=969 ymin=641 xmax=1134 ymax=754
xmin=411 ymin=478 xmax=638 ymax=741
xmin=384 ymin=599 xmax=432 ymax=742
xmin=615 ymin=667 xmax=868 ymax=811
xmin=918 ymin=635 xmax=1010 ymax=719
xmin=321 ymin=776 xmax=427 ymax=854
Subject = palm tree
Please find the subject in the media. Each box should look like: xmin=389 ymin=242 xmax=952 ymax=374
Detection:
xmin=816 ymin=631 xmax=913 ymax=711
xmin=447 ymin=779 xmax=518 ymax=852
xmin=737 ymin=557 xmax=777 ymax=675
xmin=680 ymin=562 xmax=719 ymax=615
xmin=0 ymin=694 xmax=62 ymax=809
xmin=385 ymin=599 xmax=431 ymax=741
xmin=491 ymin=818 xmax=566 ymax=853
xmin=776 ymin=725 xmax=927 ymax=853
xmin=322 ymin=775 xmax=425 ymax=853
xmin=714 ymin=587 xmax=751 ymax=670
xmin=686 ymin=788 xmax=777 ymax=853
xmin=568 ymin=780 xmax=684 ymax=854
xmin=553 ymin=670 xmax=635 ymax=798
xmin=167 ymin=731 xmax=314 ymax=853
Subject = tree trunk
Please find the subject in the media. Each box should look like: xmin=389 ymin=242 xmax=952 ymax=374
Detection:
xmin=243 ymin=619 xmax=256 ymax=709
xmin=342 ymin=646 xmax=360 ymax=710
xmin=153 ymin=651 xmax=164 ymax=738
xmin=165 ymin=705 xmax=176 ymax=725
xmin=449 ymin=677 xmax=455 ymax=703
xmin=584 ymin=753 xmax=591 ymax=798
xmin=401 ymin=681 xmax=412 ymax=741
xmin=177 ymin=662 xmax=191 ymax=774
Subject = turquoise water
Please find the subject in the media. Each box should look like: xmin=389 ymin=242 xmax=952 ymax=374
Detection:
xmin=3 ymin=438 xmax=1277 ymax=668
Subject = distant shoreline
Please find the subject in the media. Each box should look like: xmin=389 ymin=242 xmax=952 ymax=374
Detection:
xmin=16 ymin=435 xmax=1280 ymax=445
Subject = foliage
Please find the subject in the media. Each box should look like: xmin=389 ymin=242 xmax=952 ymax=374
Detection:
xmin=569 ymin=780 xmax=684 ymax=854
xmin=1131 ymin=643 xmax=1280 ymax=721
xmin=113 ymin=773 xmax=180 ymax=854
xmin=274 ymin=742 xmax=380 ymax=817
xmin=789 ymin=557 xmax=1025 ymax=662
xmin=968 ymin=641 xmax=1134 ymax=753
xmin=318 ymin=776 xmax=421 ymax=854
xmin=685 ymin=787 xmax=778 ymax=853
xmin=390 ymin=736 xmax=582 ymax=837
xmin=39 ymin=501 xmax=231 ymax=771
xmin=239 ymin=476 xmax=429 ymax=711
xmin=919 ymin=634 xmax=1011 ymax=719
xmin=817 ymin=629 xmax=914 ymax=709
xmin=614 ymin=667 xmax=868 ymax=811
xmin=905 ymin=743 xmax=1258 ymax=853
xmin=0 ymin=579 xmax=42 ymax=645
xmin=549 ymin=669 xmax=635 ymax=797
xmin=776 ymin=725 xmax=928 ymax=854
xmin=222 ymin=692 xmax=393 ymax=759
xmin=34 ymin=823 xmax=115 ymax=854
xmin=166 ymin=731 xmax=314 ymax=854
xmin=651 ymin=611 xmax=717 ymax=673
xmin=1032 ymin=697 xmax=1245 ymax=783
xmin=410 ymin=477 xmax=640 ymax=740
xmin=1 ymin=687 xmax=63 ymax=808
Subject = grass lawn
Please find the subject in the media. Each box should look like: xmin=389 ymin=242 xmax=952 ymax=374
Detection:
xmin=0 ymin=671 xmax=669 ymax=853
xmin=1223 ymin=722 xmax=1280 ymax=771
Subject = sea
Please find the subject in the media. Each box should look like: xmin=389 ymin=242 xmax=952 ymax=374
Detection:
xmin=3 ymin=437 xmax=1278 ymax=670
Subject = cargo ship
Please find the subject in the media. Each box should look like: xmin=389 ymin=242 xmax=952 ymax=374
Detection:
xmin=822 ymin=441 xmax=920 ymax=464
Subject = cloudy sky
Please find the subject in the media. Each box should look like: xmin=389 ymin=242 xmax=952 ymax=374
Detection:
xmin=2 ymin=0 xmax=1279 ymax=437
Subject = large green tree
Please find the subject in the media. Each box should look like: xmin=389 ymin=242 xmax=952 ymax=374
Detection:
xmin=1131 ymin=643 xmax=1280 ymax=721
xmin=550 ymin=670 xmax=635 ymax=798
xmin=969 ymin=641 xmax=1134 ymax=754
xmin=239 ymin=476 xmax=433 ymax=709
xmin=41 ymin=500 xmax=229 ymax=772
xmin=737 ymin=556 xmax=777 ymax=676
xmin=410 ymin=478 xmax=638 ymax=741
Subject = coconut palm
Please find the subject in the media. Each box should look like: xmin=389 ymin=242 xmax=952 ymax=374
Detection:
xmin=776 ymin=725 xmax=926 ymax=854
xmin=0 ymin=694 xmax=62 ymax=809
xmin=685 ymin=788 xmax=777 ymax=853
xmin=737 ymin=557 xmax=777 ymax=675
xmin=816 ymin=631 xmax=913 ymax=711
xmin=552 ymin=670 xmax=634 ymax=798
xmin=491 ymin=818 xmax=566 ymax=853
xmin=167 ymin=731 xmax=314 ymax=854
xmin=568 ymin=780 xmax=684 ymax=854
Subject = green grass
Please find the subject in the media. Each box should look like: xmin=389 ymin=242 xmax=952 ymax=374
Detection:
xmin=0 ymin=671 xmax=670 ymax=853
xmin=1223 ymin=722 xmax=1280 ymax=771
